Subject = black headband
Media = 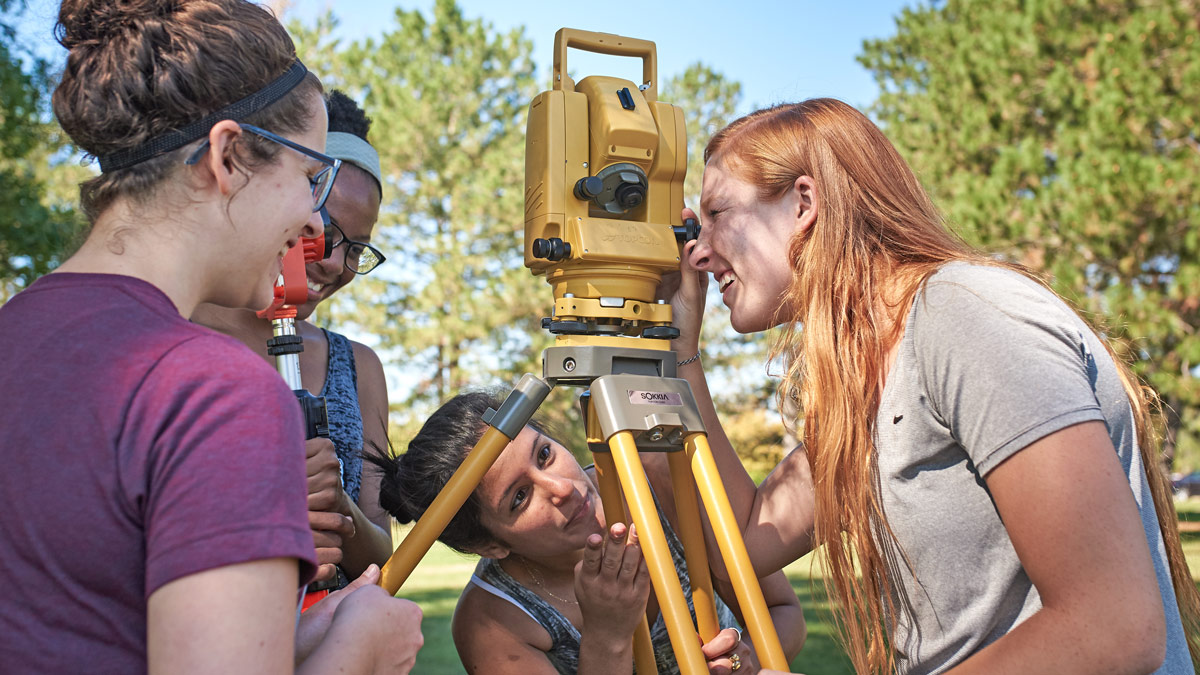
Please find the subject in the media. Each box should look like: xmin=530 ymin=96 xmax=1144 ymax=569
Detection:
xmin=98 ymin=59 xmax=309 ymax=173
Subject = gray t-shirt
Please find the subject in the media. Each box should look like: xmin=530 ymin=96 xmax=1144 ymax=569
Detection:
xmin=875 ymin=262 xmax=1191 ymax=674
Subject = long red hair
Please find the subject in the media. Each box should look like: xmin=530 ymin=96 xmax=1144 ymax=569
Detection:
xmin=704 ymin=98 xmax=1199 ymax=673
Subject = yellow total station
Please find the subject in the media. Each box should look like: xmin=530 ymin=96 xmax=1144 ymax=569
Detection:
xmin=524 ymin=28 xmax=694 ymax=338
xmin=378 ymin=28 xmax=789 ymax=675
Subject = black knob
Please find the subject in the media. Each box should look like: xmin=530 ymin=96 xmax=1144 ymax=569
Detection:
xmin=547 ymin=238 xmax=571 ymax=261
xmin=642 ymin=326 xmax=680 ymax=339
xmin=574 ymin=176 xmax=603 ymax=201
xmin=673 ymin=217 xmax=701 ymax=243
xmin=615 ymin=182 xmax=645 ymax=209
xmin=533 ymin=237 xmax=571 ymax=262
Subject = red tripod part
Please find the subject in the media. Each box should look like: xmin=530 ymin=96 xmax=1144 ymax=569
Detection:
xmin=257 ymin=231 xmax=325 ymax=320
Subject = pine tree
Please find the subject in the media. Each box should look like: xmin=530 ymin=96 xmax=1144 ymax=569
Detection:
xmin=860 ymin=0 xmax=1200 ymax=465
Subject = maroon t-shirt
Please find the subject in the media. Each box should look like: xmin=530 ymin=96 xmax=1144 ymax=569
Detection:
xmin=0 ymin=273 xmax=318 ymax=672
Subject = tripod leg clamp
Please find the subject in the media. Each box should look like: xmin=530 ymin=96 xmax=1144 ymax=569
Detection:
xmin=482 ymin=374 xmax=552 ymax=439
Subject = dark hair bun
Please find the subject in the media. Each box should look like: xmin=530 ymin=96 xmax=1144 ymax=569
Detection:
xmin=364 ymin=444 xmax=415 ymax=525
xmin=51 ymin=0 xmax=319 ymax=222
xmin=56 ymin=0 xmax=179 ymax=51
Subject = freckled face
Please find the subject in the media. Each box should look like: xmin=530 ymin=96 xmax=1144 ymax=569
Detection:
xmin=688 ymin=158 xmax=802 ymax=334
xmin=475 ymin=426 xmax=603 ymax=560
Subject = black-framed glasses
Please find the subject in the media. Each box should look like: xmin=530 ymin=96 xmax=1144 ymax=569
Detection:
xmin=185 ymin=123 xmax=341 ymax=212
xmin=325 ymin=220 xmax=386 ymax=275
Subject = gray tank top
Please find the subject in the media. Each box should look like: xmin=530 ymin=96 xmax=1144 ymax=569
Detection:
xmin=470 ymin=492 xmax=740 ymax=675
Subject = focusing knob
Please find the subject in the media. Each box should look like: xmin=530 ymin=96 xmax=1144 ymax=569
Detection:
xmin=584 ymin=162 xmax=649 ymax=215
xmin=619 ymin=182 xmax=648 ymax=208
xmin=531 ymin=237 xmax=571 ymax=262
xmin=574 ymin=176 xmax=604 ymax=201
xmin=615 ymin=174 xmax=646 ymax=209
xmin=672 ymin=217 xmax=701 ymax=243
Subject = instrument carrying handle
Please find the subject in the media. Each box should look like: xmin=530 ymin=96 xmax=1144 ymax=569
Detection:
xmin=552 ymin=28 xmax=658 ymax=102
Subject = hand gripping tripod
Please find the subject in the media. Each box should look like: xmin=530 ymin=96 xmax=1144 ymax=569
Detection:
xmin=379 ymin=29 xmax=789 ymax=674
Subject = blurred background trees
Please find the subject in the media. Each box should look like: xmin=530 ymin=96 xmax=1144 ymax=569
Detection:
xmin=860 ymin=0 xmax=1200 ymax=469
xmin=0 ymin=0 xmax=84 ymax=301
xmin=4 ymin=0 xmax=1196 ymax=470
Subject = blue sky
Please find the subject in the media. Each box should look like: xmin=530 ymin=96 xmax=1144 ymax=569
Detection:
xmin=288 ymin=0 xmax=916 ymax=111
xmin=15 ymin=0 xmax=918 ymax=111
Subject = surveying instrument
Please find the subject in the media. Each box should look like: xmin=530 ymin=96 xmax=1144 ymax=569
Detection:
xmin=379 ymin=28 xmax=789 ymax=674
xmin=258 ymin=220 xmax=344 ymax=602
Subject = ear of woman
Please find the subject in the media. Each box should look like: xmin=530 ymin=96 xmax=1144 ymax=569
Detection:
xmin=792 ymin=175 xmax=818 ymax=235
xmin=198 ymin=120 xmax=248 ymax=198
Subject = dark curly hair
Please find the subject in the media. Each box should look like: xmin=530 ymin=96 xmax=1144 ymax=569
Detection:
xmin=367 ymin=392 xmax=550 ymax=555
xmin=326 ymin=90 xmax=372 ymax=140
xmin=53 ymin=0 xmax=323 ymax=223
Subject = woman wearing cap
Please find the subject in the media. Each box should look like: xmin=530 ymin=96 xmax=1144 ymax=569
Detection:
xmin=195 ymin=90 xmax=393 ymax=589
xmin=0 ymin=1 xmax=420 ymax=672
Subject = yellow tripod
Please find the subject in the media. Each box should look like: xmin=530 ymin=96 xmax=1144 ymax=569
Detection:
xmin=380 ymin=341 xmax=788 ymax=674
xmin=379 ymin=28 xmax=789 ymax=675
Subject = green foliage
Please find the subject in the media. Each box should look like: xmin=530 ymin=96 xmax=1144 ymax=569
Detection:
xmin=860 ymin=0 xmax=1200 ymax=463
xmin=0 ymin=0 xmax=84 ymax=300
xmin=662 ymin=62 xmax=743 ymax=207
xmin=291 ymin=0 xmax=546 ymax=442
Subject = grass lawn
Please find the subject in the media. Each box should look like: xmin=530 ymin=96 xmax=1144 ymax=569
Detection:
xmin=392 ymin=502 xmax=1200 ymax=674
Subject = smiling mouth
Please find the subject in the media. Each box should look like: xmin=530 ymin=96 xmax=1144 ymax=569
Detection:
xmin=718 ymin=271 xmax=737 ymax=292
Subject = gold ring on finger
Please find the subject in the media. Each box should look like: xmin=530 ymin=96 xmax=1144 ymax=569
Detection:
xmin=730 ymin=653 xmax=742 ymax=672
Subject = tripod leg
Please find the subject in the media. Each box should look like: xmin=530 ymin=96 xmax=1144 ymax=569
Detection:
xmin=667 ymin=450 xmax=720 ymax=641
xmin=379 ymin=426 xmax=512 ymax=593
xmin=379 ymin=375 xmax=550 ymax=594
xmin=687 ymin=433 xmax=789 ymax=671
xmin=608 ymin=431 xmax=709 ymax=675
xmin=593 ymin=452 xmax=658 ymax=675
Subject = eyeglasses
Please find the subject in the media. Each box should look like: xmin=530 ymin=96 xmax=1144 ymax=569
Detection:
xmin=325 ymin=220 xmax=386 ymax=275
xmin=185 ymin=123 xmax=341 ymax=212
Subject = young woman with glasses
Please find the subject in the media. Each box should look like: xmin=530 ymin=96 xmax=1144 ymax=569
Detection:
xmin=0 ymin=1 xmax=421 ymax=672
xmin=194 ymin=90 xmax=394 ymax=592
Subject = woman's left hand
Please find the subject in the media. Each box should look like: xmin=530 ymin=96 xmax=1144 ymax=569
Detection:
xmin=701 ymin=627 xmax=761 ymax=675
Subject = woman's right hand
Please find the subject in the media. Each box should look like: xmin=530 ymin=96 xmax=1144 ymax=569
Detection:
xmin=574 ymin=522 xmax=651 ymax=643
xmin=658 ymin=206 xmax=710 ymax=356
